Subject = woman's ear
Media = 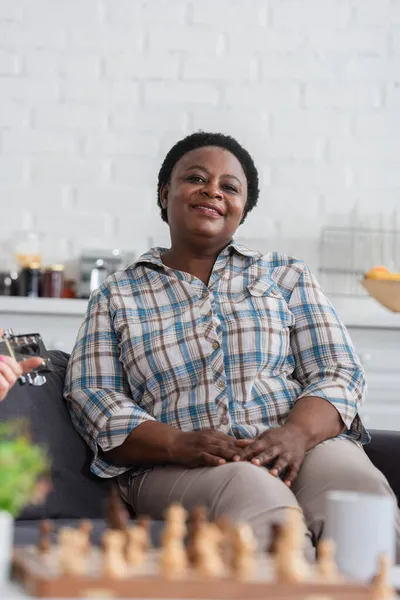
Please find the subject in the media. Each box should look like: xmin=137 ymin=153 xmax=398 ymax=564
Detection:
xmin=160 ymin=184 xmax=169 ymax=209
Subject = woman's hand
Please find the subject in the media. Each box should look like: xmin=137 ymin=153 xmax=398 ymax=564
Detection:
xmin=169 ymin=428 xmax=247 ymax=468
xmin=0 ymin=354 xmax=43 ymax=402
xmin=235 ymin=423 xmax=308 ymax=487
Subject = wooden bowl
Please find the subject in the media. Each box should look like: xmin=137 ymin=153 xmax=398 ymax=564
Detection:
xmin=361 ymin=278 xmax=400 ymax=312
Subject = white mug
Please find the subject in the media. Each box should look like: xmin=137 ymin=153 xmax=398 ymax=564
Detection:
xmin=324 ymin=490 xmax=396 ymax=581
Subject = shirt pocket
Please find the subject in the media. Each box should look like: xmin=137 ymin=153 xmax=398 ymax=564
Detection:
xmin=219 ymin=277 xmax=293 ymax=328
xmin=247 ymin=278 xmax=294 ymax=327
xmin=218 ymin=277 xmax=294 ymax=375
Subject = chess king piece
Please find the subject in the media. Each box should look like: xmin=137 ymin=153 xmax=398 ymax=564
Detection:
xmin=275 ymin=507 xmax=310 ymax=583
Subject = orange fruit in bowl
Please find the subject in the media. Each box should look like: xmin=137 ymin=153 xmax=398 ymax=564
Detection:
xmin=364 ymin=266 xmax=392 ymax=280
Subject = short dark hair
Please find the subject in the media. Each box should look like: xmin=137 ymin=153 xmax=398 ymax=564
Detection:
xmin=157 ymin=131 xmax=259 ymax=224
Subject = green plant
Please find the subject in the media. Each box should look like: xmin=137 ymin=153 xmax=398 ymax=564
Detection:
xmin=0 ymin=421 xmax=49 ymax=517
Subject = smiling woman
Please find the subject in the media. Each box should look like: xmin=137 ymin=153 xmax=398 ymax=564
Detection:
xmin=64 ymin=132 xmax=400 ymax=561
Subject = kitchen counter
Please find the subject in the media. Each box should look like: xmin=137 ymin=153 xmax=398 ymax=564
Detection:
xmin=0 ymin=295 xmax=399 ymax=329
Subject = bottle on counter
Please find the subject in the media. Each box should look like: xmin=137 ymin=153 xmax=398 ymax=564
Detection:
xmin=90 ymin=259 xmax=108 ymax=293
xmin=41 ymin=265 xmax=65 ymax=298
xmin=19 ymin=262 xmax=41 ymax=297
xmin=62 ymin=278 xmax=76 ymax=299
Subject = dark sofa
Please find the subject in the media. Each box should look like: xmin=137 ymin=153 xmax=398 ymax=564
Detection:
xmin=1 ymin=350 xmax=399 ymax=547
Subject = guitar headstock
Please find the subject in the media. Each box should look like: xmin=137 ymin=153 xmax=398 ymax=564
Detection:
xmin=0 ymin=329 xmax=52 ymax=387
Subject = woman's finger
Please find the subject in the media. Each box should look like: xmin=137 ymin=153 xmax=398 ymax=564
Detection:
xmin=239 ymin=439 xmax=266 ymax=461
xmin=235 ymin=439 xmax=253 ymax=447
xmin=283 ymin=460 xmax=302 ymax=488
xmin=251 ymin=445 xmax=281 ymax=467
xmin=268 ymin=453 xmax=291 ymax=477
xmin=200 ymin=452 xmax=226 ymax=467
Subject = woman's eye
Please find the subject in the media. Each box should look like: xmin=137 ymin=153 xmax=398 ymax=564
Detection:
xmin=223 ymin=184 xmax=237 ymax=193
xmin=187 ymin=175 xmax=205 ymax=183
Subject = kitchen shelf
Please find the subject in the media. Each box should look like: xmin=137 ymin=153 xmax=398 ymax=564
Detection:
xmin=0 ymin=295 xmax=399 ymax=328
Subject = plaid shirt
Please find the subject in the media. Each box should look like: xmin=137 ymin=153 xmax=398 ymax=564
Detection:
xmin=64 ymin=241 xmax=368 ymax=479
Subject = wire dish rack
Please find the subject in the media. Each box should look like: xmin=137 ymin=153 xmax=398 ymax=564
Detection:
xmin=318 ymin=227 xmax=400 ymax=297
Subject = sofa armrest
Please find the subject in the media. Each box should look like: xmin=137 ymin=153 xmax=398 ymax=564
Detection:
xmin=365 ymin=430 xmax=400 ymax=505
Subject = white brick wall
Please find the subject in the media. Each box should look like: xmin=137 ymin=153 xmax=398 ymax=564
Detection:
xmin=0 ymin=0 xmax=399 ymax=272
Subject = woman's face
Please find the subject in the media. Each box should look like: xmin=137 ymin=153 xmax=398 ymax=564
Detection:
xmin=160 ymin=146 xmax=248 ymax=247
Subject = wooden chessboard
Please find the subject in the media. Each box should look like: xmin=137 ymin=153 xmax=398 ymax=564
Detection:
xmin=13 ymin=545 xmax=377 ymax=599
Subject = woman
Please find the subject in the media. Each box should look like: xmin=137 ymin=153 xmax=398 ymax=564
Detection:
xmin=0 ymin=329 xmax=43 ymax=401
xmin=65 ymin=132 xmax=399 ymax=557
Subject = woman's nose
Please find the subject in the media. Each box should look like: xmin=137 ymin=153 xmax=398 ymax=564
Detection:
xmin=201 ymin=181 xmax=223 ymax=199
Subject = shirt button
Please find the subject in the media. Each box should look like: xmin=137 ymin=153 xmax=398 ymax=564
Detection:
xmin=216 ymin=380 xmax=225 ymax=390
xmin=206 ymin=310 xmax=212 ymax=318
xmin=221 ymin=416 xmax=229 ymax=425
xmin=212 ymin=341 xmax=219 ymax=350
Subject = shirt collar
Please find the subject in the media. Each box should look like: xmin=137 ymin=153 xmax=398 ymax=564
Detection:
xmin=130 ymin=240 xmax=261 ymax=271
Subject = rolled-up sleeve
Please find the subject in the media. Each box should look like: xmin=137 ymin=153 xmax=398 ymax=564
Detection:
xmin=288 ymin=265 xmax=367 ymax=439
xmin=64 ymin=290 xmax=155 ymax=477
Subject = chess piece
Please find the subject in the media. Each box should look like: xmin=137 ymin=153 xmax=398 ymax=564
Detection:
xmin=267 ymin=523 xmax=282 ymax=555
xmin=102 ymin=530 xmax=128 ymax=579
xmin=275 ymin=507 xmax=310 ymax=583
xmin=317 ymin=539 xmax=338 ymax=582
xmin=160 ymin=538 xmax=188 ymax=579
xmin=216 ymin=514 xmax=234 ymax=568
xmin=160 ymin=503 xmax=188 ymax=579
xmin=162 ymin=503 xmax=187 ymax=544
xmin=371 ymin=554 xmax=395 ymax=599
xmin=126 ymin=525 xmax=147 ymax=567
xmin=38 ymin=519 xmax=54 ymax=554
xmin=195 ymin=523 xmax=224 ymax=578
xmin=58 ymin=528 xmax=87 ymax=576
xmin=188 ymin=506 xmax=207 ymax=565
xmin=79 ymin=519 xmax=93 ymax=554
xmin=104 ymin=485 xmax=129 ymax=531
xmin=137 ymin=515 xmax=151 ymax=551
xmin=231 ymin=523 xmax=256 ymax=581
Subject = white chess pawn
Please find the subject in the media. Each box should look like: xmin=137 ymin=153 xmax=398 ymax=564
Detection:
xmin=232 ymin=523 xmax=256 ymax=581
xmin=102 ymin=530 xmax=128 ymax=579
xmin=371 ymin=554 xmax=395 ymax=600
xmin=317 ymin=539 xmax=338 ymax=582
xmin=126 ymin=526 xmax=147 ymax=567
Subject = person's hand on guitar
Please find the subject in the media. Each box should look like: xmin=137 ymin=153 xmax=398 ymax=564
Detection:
xmin=0 ymin=328 xmax=43 ymax=401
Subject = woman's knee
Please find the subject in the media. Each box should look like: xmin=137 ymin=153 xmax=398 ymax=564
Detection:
xmin=209 ymin=461 xmax=297 ymax=518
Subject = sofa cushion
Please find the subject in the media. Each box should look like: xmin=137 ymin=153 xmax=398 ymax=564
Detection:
xmin=0 ymin=350 xmax=112 ymax=520
xmin=365 ymin=430 xmax=400 ymax=505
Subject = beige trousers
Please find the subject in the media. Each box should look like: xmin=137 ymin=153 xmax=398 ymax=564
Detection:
xmin=119 ymin=439 xmax=400 ymax=562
